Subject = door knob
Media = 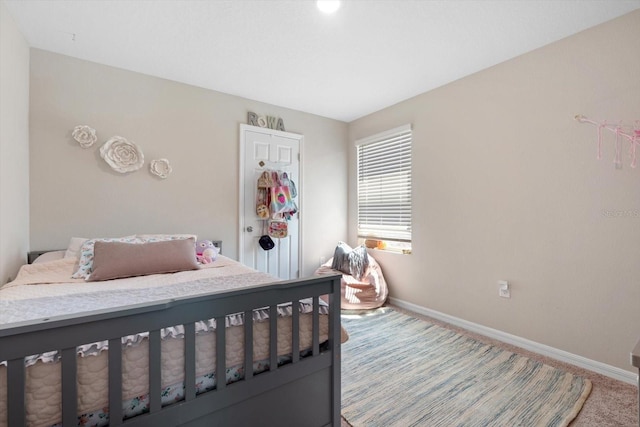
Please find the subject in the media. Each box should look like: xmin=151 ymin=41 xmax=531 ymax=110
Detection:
xmin=246 ymin=226 xmax=254 ymax=232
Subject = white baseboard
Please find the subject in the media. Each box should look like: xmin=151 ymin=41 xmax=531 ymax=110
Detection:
xmin=389 ymin=297 xmax=639 ymax=386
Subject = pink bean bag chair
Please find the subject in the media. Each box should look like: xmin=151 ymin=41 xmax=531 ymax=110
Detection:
xmin=315 ymin=242 xmax=388 ymax=310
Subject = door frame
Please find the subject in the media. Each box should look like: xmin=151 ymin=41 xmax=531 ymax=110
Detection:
xmin=238 ymin=124 xmax=304 ymax=273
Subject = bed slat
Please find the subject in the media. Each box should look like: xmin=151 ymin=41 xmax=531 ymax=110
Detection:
xmin=108 ymin=338 xmax=123 ymax=425
xmin=184 ymin=322 xmax=196 ymax=401
xmin=312 ymin=296 xmax=320 ymax=356
xmin=292 ymin=299 xmax=300 ymax=363
xmin=61 ymin=347 xmax=78 ymax=426
xmin=269 ymin=305 xmax=277 ymax=371
xmin=7 ymin=358 xmax=26 ymax=427
xmin=148 ymin=330 xmax=162 ymax=413
xmin=329 ymin=283 xmax=342 ymax=427
xmin=215 ymin=316 xmax=226 ymax=390
xmin=243 ymin=310 xmax=253 ymax=380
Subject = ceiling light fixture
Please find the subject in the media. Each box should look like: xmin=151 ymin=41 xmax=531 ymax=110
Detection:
xmin=317 ymin=0 xmax=341 ymax=14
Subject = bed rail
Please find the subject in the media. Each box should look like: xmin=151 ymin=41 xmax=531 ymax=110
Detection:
xmin=0 ymin=274 xmax=342 ymax=427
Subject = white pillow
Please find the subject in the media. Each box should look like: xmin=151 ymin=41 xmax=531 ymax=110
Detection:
xmin=33 ymin=250 xmax=66 ymax=264
xmin=64 ymin=237 xmax=89 ymax=259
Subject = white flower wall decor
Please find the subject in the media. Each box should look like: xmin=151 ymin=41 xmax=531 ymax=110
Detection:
xmin=100 ymin=136 xmax=145 ymax=173
xmin=72 ymin=125 xmax=97 ymax=148
xmin=149 ymin=159 xmax=172 ymax=179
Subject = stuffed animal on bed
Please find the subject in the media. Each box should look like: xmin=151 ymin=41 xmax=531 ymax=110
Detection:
xmin=196 ymin=239 xmax=219 ymax=264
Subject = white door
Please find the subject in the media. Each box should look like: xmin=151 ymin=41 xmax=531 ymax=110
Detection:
xmin=239 ymin=124 xmax=302 ymax=279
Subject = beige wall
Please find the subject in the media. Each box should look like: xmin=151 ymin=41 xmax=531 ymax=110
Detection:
xmin=29 ymin=49 xmax=348 ymax=277
xmin=349 ymin=10 xmax=640 ymax=372
xmin=0 ymin=2 xmax=30 ymax=284
xmin=15 ymin=6 xmax=640 ymax=373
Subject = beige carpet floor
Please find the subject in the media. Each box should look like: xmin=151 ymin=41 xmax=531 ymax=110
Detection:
xmin=341 ymin=304 xmax=639 ymax=427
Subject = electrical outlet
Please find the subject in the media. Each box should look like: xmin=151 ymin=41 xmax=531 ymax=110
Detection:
xmin=319 ymin=256 xmax=326 ymax=266
xmin=498 ymin=280 xmax=510 ymax=298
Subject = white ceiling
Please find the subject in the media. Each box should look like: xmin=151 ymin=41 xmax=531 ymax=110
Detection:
xmin=4 ymin=0 xmax=639 ymax=122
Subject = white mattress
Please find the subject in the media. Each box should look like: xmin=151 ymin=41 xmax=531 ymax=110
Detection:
xmin=0 ymin=256 xmax=330 ymax=427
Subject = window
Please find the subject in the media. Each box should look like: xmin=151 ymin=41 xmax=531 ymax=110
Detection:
xmin=356 ymin=124 xmax=412 ymax=252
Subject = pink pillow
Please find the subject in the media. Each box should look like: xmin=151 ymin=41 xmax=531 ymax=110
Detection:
xmin=88 ymin=239 xmax=198 ymax=281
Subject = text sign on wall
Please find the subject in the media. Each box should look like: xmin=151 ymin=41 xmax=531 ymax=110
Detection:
xmin=248 ymin=112 xmax=285 ymax=131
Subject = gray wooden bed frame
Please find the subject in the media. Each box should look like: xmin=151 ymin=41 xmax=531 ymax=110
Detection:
xmin=1 ymin=247 xmax=342 ymax=427
xmin=632 ymin=338 xmax=640 ymax=427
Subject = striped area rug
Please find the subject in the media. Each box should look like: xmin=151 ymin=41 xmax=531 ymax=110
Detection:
xmin=341 ymin=309 xmax=592 ymax=427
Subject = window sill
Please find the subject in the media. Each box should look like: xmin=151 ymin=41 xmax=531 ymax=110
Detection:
xmin=368 ymin=247 xmax=412 ymax=255
xmin=361 ymin=238 xmax=411 ymax=254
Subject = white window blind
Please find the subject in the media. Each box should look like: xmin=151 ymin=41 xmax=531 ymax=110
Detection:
xmin=357 ymin=125 xmax=412 ymax=242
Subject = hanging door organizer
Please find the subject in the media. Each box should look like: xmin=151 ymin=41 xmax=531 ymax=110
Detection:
xmin=256 ymin=169 xmax=298 ymax=242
